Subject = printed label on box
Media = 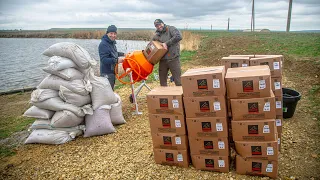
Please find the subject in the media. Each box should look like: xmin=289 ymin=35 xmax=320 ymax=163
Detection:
xmin=151 ymin=44 xmax=155 ymax=50
xmin=266 ymin=164 xmax=273 ymax=172
xmin=259 ymin=80 xmax=266 ymax=89
xmin=263 ymin=125 xmax=270 ymax=133
xmin=172 ymin=99 xmax=179 ymax=108
xmin=276 ymin=101 xmax=282 ymax=109
xmin=175 ymin=137 xmax=181 ymax=144
xmin=218 ymin=160 xmax=225 ymax=167
xmin=213 ymin=79 xmax=220 ymax=88
xmin=216 ymin=123 xmax=223 ymax=131
xmin=276 ymin=119 xmax=282 ymax=126
xmin=214 ymin=102 xmax=221 ymax=111
xmin=218 ymin=141 xmax=225 ymax=149
xmin=264 ymin=102 xmax=271 ymax=111
xmin=242 ymin=63 xmax=248 ymax=67
xmin=177 ymin=154 xmax=183 ymax=162
xmin=175 ymin=120 xmax=181 ymax=128
xmin=267 ymin=147 xmax=274 ymax=155
xmin=273 ymin=62 xmax=280 ymax=70
xmin=275 ymin=82 xmax=281 ymax=90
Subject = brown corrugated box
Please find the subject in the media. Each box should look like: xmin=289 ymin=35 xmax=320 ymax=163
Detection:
xmin=236 ymin=155 xmax=278 ymax=179
xmin=250 ymin=56 xmax=282 ymax=77
xmin=181 ymin=66 xmax=226 ymax=97
xmin=153 ymin=148 xmax=190 ymax=168
xmin=143 ymin=41 xmax=168 ymax=65
xmin=230 ymin=91 xmax=276 ymax=120
xmin=183 ymin=96 xmax=227 ymax=118
xmin=189 ymin=137 xmax=229 ymax=156
xmin=231 ymin=119 xmax=277 ymax=141
xmin=186 ymin=117 xmax=228 ymax=138
xmin=149 ymin=114 xmax=186 ymax=135
xmin=275 ymin=96 xmax=283 ymax=116
xmin=147 ymin=86 xmax=184 ymax=115
xmin=227 ymin=98 xmax=232 ymax=117
xmin=151 ymin=133 xmax=188 ymax=150
xmin=276 ymin=115 xmax=283 ymax=134
xmin=225 ymin=65 xmax=272 ymax=99
xmin=271 ymin=77 xmax=282 ymax=97
xmin=191 ymin=155 xmax=229 ymax=172
xmin=221 ymin=56 xmax=250 ymax=70
xmin=235 ymin=140 xmax=279 ymax=161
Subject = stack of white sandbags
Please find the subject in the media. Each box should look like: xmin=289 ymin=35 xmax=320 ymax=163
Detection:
xmin=23 ymin=42 xmax=96 ymax=144
xmin=23 ymin=42 xmax=127 ymax=144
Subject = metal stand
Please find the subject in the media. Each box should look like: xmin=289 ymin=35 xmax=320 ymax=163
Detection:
xmin=129 ymin=71 xmax=143 ymax=115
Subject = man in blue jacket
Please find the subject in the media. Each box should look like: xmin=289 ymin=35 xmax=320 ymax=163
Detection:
xmin=99 ymin=25 xmax=125 ymax=90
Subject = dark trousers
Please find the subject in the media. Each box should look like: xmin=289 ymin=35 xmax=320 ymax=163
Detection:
xmin=159 ymin=57 xmax=182 ymax=86
xmin=101 ymin=73 xmax=115 ymax=90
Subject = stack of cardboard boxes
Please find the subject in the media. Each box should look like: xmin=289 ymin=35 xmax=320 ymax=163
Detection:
xmin=225 ymin=65 xmax=279 ymax=179
xmin=147 ymin=86 xmax=190 ymax=167
xmin=181 ymin=66 xmax=230 ymax=172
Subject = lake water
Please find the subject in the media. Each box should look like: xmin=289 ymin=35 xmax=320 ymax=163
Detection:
xmin=0 ymin=38 xmax=148 ymax=92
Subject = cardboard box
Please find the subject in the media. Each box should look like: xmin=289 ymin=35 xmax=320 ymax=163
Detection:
xmin=230 ymin=91 xmax=276 ymax=120
xmin=221 ymin=57 xmax=250 ymax=70
xmin=275 ymin=96 xmax=283 ymax=116
xmin=143 ymin=41 xmax=168 ymax=65
xmin=149 ymin=114 xmax=186 ymax=135
xmin=235 ymin=141 xmax=279 ymax=161
xmin=181 ymin=66 xmax=226 ymax=97
xmin=183 ymin=96 xmax=227 ymax=118
xmin=277 ymin=133 xmax=281 ymax=151
xmin=153 ymin=149 xmax=190 ymax=168
xmin=250 ymin=57 xmax=282 ymax=77
xmin=186 ymin=117 xmax=228 ymax=138
xmin=231 ymin=119 xmax=277 ymax=141
xmin=147 ymin=86 xmax=184 ymax=115
xmin=236 ymin=155 xmax=278 ymax=179
xmin=229 ymin=55 xmax=256 ymax=58
xmin=151 ymin=133 xmax=188 ymax=150
xmin=271 ymin=77 xmax=282 ymax=97
xmin=225 ymin=65 xmax=272 ymax=99
xmin=191 ymin=155 xmax=229 ymax=172
xmin=189 ymin=137 xmax=229 ymax=156
xmin=275 ymin=115 xmax=283 ymax=134
xmin=227 ymin=98 xmax=232 ymax=117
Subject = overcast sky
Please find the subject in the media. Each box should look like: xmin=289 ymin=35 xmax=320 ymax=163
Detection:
xmin=0 ymin=0 xmax=319 ymax=31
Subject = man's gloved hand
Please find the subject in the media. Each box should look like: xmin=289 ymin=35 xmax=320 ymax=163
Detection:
xmin=117 ymin=57 xmax=125 ymax=63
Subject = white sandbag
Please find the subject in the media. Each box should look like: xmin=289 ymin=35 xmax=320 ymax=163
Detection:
xmin=89 ymin=72 xmax=117 ymax=110
xmin=43 ymin=67 xmax=84 ymax=81
xmin=38 ymin=75 xmax=91 ymax=96
xmin=47 ymin=56 xmax=78 ymax=71
xmin=110 ymin=93 xmax=126 ymax=125
xmin=29 ymin=119 xmax=85 ymax=132
xmin=30 ymin=89 xmax=59 ymax=103
xmin=32 ymin=97 xmax=93 ymax=117
xmin=51 ymin=110 xmax=84 ymax=128
xmin=23 ymin=106 xmax=54 ymax=119
xmin=59 ymin=86 xmax=91 ymax=107
xmin=84 ymin=105 xmax=115 ymax=137
xmin=42 ymin=42 xmax=97 ymax=69
xmin=25 ymin=129 xmax=82 ymax=145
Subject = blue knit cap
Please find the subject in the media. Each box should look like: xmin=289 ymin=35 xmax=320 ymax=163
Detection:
xmin=107 ymin=25 xmax=117 ymax=33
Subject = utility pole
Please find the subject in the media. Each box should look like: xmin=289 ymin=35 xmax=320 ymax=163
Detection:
xmin=251 ymin=0 xmax=255 ymax=32
xmin=227 ymin=18 xmax=230 ymax=31
xmin=286 ymin=0 xmax=293 ymax=32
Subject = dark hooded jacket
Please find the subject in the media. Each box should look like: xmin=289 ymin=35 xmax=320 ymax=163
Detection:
xmin=99 ymin=34 xmax=124 ymax=75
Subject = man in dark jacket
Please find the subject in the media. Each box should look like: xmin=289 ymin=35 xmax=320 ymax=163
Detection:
xmin=99 ymin=25 xmax=125 ymax=90
xmin=152 ymin=19 xmax=182 ymax=86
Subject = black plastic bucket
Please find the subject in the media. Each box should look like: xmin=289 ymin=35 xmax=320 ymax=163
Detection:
xmin=282 ymin=88 xmax=302 ymax=119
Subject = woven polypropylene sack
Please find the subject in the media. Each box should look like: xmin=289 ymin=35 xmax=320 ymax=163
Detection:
xmin=59 ymin=86 xmax=91 ymax=107
xmin=42 ymin=42 xmax=97 ymax=69
xmin=38 ymin=75 xmax=91 ymax=96
xmin=25 ymin=129 xmax=82 ymax=145
xmin=110 ymin=93 xmax=126 ymax=125
xmin=47 ymin=56 xmax=78 ymax=71
xmin=32 ymin=97 xmax=92 ymax=117
xmin=51 ymin=110 xmax=84 ymax=128
xmin=43 ymin=67 xmax=84 ymax=81
xmin=84 ymin=105 xmax=115 ymax=137
xmin=89 ymin=73 xmax=117 ymax=110
xmin=31 ymin=89 xmax=59 ymax=103
xmin=23 ymin=106 xmax=54 ymax=119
